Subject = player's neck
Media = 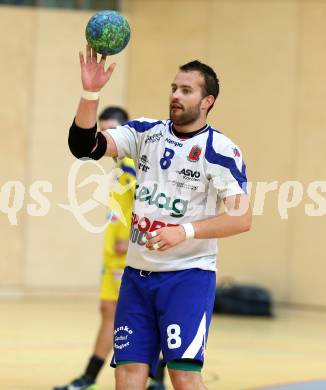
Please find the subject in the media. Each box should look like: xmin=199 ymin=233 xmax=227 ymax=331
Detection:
xmin=173 ymin=117 xmax=207 ymax=133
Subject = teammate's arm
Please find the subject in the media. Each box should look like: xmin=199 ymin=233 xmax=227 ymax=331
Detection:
xmin=146 ymin=194 xmax=252 ymax=251
xmin=114 ymin=240 xmax=129 ymax=256
xmin=69 ymin=45 xmax=118 ymax=159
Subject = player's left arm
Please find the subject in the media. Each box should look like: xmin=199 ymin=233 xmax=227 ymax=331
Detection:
xmin=190 ymin=193 xmax=252 ymax=239
xmin=145 ymin=193 xmax=251 ymax=251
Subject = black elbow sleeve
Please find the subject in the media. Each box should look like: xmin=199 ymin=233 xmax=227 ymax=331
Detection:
xmin=89 ymin=132 xmax=107 ymax=160
xmin=68 ymin=119 xmax=107 ymax=160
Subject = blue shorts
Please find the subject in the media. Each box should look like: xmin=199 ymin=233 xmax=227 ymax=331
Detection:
xmin=111 ymin=266 xmax=216 ymax=376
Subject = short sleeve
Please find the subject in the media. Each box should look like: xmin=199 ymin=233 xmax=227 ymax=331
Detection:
xmin=206 ymin=142 xmax=248 ymax=199
xmin=105 ymin=123 xmax=139 ymax=161
xmin=105 ymin=118 xmax=164 ymax=162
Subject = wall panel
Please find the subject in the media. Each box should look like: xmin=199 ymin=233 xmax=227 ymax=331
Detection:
xmin=288 ymin=2 xmax=326 ymax=306
xmin=206 ymin=1 xmax=300 ymax=301
xmin=24 ymin=8 xmax=128 ymax=287
xmin=126 ymin=0 xmax=210 ymax=119
xmin=0 ymin=7 xmax=35 ymax=287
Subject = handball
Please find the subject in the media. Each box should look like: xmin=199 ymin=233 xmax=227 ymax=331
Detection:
xmin=85 ymin=10 xmax=131 ymax=56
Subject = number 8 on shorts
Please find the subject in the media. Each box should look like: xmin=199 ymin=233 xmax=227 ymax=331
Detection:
xmin=167 ymin=324 xmax=182 ymax=349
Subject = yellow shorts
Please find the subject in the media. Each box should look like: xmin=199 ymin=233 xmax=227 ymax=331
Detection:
xmin=100 ymin=254 xmax=126 ymax=301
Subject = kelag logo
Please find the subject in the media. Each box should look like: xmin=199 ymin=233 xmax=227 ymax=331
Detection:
xmin=134 ymin=183 xmax=188 ymax=217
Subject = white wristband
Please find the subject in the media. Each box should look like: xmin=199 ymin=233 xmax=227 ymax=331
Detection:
xmin=182 ymin=223 xmax=195 ymax=239
xmin=81 ymin=90 xmax=100 ymax=100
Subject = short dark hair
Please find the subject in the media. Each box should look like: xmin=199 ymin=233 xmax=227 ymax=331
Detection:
xmin=179 ymin=60 xmax=219 ymax=113
xmin=98 ymin=106 xmax=129 ymax=125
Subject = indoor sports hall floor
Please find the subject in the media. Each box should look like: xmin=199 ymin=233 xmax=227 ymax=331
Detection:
xmin=1 ymin=295 xmax=326 ymax=390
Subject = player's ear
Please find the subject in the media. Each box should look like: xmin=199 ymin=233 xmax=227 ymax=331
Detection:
xmin=201 ymin=95 xmax=215 ymax=112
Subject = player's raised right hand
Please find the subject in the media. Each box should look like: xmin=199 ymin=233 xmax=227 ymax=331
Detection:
xmin=79 ymin=45 xmax=116 ymax=92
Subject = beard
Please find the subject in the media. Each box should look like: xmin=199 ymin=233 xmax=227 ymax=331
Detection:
xmin=169 ymin=102 xmax=201 ymax=126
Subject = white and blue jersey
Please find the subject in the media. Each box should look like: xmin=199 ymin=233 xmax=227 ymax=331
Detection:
xmin=106 ymin=118 xmax=247 ymax=272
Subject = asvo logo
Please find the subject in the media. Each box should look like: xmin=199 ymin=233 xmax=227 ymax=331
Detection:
xmin=177 ymin=168 xmax=201 ymax=181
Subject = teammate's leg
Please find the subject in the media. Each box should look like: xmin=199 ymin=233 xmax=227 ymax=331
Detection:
xmin=53 ymin=261 xmax=122 ymax=390
xmin=93 ymin=299 xmax=116 ymax=358
xmin=147 ymin=359 xmax=166 ymax=390
xmin=81 ymin=261 xmax=122 ymax=382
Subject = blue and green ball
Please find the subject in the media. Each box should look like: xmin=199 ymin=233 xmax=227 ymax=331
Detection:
xmin=85 ymin=10 xmax=131 ymax=56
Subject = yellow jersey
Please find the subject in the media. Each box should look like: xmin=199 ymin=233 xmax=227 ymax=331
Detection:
xmin=103 ymin=157 xmax=136 ymax=258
